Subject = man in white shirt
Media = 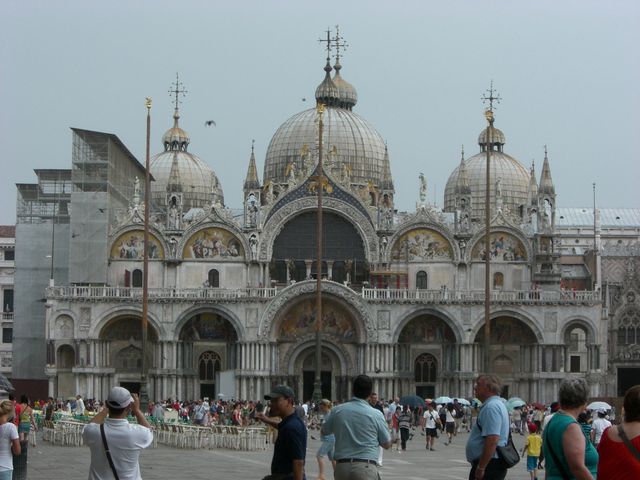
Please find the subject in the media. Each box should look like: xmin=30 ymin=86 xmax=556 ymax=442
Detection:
xmin=75 ymin=395 xmax=85 ymax=416
xmin=590 ymin=410 xmax=612 ymax=447
xmin=422 ymin=402 xmax=440 ymax=451
xmin=83 ymin=387 xmax=153 ymax=480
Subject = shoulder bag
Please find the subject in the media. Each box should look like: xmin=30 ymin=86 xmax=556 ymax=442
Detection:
xmin=477 ymin=420 xmax=520 ymax=468
xmin=618 ymin=424 xmax=640 ymax=463
xmin=100 ymin=424 xmax=120 ymax=480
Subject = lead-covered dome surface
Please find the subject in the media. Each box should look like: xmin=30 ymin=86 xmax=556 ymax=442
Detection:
xmin=444 ymin=126 xmax=530 ymax=219
xmin=264 ymin=107 xmax=388 ymax=187
xmin=264 ymin=63 xmax=390 ymax=189
xmin=150 ymin=110 xmax=224 ymax=210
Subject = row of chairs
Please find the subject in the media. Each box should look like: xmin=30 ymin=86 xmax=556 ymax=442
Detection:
xmin=41 ymin=420 xmax=85 ymax=447
xmin=154 ymin=424 xmax=267 ymax=450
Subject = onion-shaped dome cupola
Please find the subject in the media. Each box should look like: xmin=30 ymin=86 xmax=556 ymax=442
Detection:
xmin=149 ymin=75 xmax=224 ymax=211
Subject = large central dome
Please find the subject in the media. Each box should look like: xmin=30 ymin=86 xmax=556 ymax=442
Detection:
xmin=263 ymin=60 xmax=392 ymax=190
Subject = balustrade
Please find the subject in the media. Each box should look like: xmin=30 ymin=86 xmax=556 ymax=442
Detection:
xmin=46 ymin=286 xmax=278 ymax=302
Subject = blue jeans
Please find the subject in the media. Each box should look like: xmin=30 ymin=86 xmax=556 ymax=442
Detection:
xmin=0 ymin=469 xmax=12 ymax=480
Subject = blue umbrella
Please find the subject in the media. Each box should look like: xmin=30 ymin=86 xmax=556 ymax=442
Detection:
xmin=434 ymin=396 xmax=453 ymax=405
xmin=399 ymin=395 xmax=425 ymax=409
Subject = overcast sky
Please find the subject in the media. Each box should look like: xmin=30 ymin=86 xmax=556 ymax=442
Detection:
xmin=2 ymin=0 xmax=638 ymax=226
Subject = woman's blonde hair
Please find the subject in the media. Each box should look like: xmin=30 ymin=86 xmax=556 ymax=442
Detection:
xmin=0 ymin=400 xmax=14 ymax=416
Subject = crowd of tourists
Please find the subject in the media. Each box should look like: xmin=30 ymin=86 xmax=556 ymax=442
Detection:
xmin=1 ymin=379 xmax=639 ymax=479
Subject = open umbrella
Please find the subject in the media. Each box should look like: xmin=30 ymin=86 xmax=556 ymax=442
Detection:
xmin=587 ymin=401 xmax=611 ymax=411
xmin=471 ymin=398 xmax=483 ymax=407
xmin=456 ymin=398 xmax=471 ymax=406
xmin=507 ymin=397 xmax=526 ymax=409
xmin=399 ymin=395 xmax=425 ymax=409
xmin=434 ymin=396 xmax=453 ymax=405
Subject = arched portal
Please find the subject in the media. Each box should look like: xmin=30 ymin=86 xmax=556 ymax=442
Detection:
xmin=276 ymin=295 xmax=359 ymax=400
xmin=179 ymin=312 xmax=238 ymax=399
xmin=397 ymin=314 xmax=456 ymax=398
xmin=474 ymin=316 xmax=538 ymax=395
xmin=99 ymin=316 xmax=159 ymax=393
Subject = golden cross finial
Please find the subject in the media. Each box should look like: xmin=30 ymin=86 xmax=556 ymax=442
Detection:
xmin=481 ymin=80 xmax=501 ymax=112
xmin=332 ymin=25 xmax=348 ymax=63
xmin=145 ymin=97 xmax=152 ymax=110
xmin=169 ymin=72 xmax=188 ymax=111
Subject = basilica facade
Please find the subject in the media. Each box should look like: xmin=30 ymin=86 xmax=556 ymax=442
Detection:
xmin=34 ymin=45 xmax=639 ymax=404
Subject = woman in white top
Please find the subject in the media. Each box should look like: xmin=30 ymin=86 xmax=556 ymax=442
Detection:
xmin=0 ymin=399 xmax=21 ymax=480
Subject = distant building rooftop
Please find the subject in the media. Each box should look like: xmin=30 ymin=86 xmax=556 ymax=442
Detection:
xmin=557 ymin=208 xmax=640 ymax=228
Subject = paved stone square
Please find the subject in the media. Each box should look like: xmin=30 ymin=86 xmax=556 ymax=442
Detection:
xmin=28 ymin=430 xmax=535 ymax=479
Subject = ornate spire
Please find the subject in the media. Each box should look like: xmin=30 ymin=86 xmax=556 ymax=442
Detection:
xmin=528 ymin=160 xmax=538 ymax=205
xmin=167 ymin=153 xmax=182 ymax=193
xmin=539 ymin=145 xmax=555 ymax=195
xmin=315 ymin=28 xmax=340 ymax=107
xmin=455 ymin=145 xmax=471 ymax=194
xmin=163 ymin=73 xmax=190 ymax=151
xmin=331 ymin=25 xmax=357 ymax=110
xmin=380 ymin=143 xmax=394 ymax=190
xmin=244 ymin=139 xmax=260 ymax=190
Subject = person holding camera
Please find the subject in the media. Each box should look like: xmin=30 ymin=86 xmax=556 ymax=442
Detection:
xmin=82 ymin=387 xmax=154 ymax=480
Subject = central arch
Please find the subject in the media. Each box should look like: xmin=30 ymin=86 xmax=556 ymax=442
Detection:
xmin=99 ymin=316 xmax=159 ymax=392
xmin=178 ymin=311 xmax=239 ymax=400
xmin=395 ymin=312 xmax=458 ymax=398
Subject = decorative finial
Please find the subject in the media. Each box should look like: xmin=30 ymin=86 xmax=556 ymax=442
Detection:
xmin=461 ymin=144 xmax=465 ymax=161
xmin=318 ymin=28 xmax=333 ymax=66
xmin=145 ymin=97 xmax=152 ymax=110
xmin=332 ymin=25 xmax=348 ymax=65
xmin=251 ymin=139 xmax=255 ymax=154
xmin=544 ymin=144 xmax=548 ymax=158
xmin=481 ymin=80 xmax=501 ymax=113
xmin=168 ymin=73 xmax=188 ymax=112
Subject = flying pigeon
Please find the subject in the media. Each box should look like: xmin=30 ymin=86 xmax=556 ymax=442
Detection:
xmin=205 ymin=120 xmax=217 ymax=127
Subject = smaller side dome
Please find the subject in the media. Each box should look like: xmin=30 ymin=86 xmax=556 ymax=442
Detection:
xmin=162 ymin=110 xmax=190 ymax=152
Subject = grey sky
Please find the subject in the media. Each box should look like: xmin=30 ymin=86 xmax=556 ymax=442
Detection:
xmin=2 ymin=0 xmax=638 ymax=226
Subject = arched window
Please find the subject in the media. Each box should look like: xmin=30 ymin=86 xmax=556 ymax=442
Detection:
xmin=132 ymin=269 xmax=143 ymax=288
xmin=198 ymin=351 xmax=222 ymax=381
xmin=618 ymin=310 xmax=640 ymax=345
xmin=56 ymin=345 xmax=75 ymax=369
xmin=493 ymin=272 xmax=504 ymax=289
xmin=208 ymin=269 xmax=219 ymax=288
xmin=414 ymin=353 xmax=437 ymax=382
xmin=416 ymin=271 xmax=428 ymax=290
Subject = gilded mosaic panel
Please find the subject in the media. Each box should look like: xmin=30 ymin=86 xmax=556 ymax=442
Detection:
xmin=390 ymin=229 xmax=453 ymax=262
xmin=183 ymin=228 xmax=244 ymax=259
xmin=471 ymin=233 xmax=527 ymax=262
xmin=279 ymin=298 xmax=357 ymax=343
xmin=110 ymin=231 xmax=164 ymax=260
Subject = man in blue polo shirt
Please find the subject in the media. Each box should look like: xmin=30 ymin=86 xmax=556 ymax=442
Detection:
xmin=322 ymin=375 xmax=392 ymax=480
xmin=257 ymin=385 xmax=306 ymax=480
xmin=465 ymin=374 xmax=510 ymax=480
